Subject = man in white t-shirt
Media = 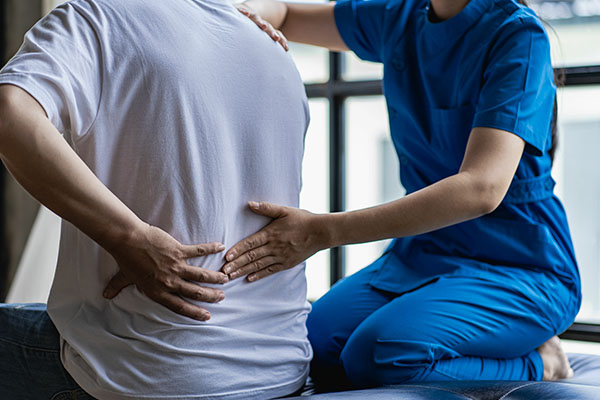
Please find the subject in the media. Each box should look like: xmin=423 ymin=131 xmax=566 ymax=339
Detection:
xmin=0 ymin=0 xmax=311 ymax=399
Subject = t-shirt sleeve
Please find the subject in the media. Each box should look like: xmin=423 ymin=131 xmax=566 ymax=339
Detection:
xmin=0 ymin=2 xmax=102 ymax=137
xmin=334 ymin=0 xmax=390 ymax=63
xmin=473 ymin=16 xmax=555 ymax=156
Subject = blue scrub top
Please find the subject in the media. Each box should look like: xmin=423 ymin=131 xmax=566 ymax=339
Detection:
xmin=334 ymin=0 xmax=581 ymax=304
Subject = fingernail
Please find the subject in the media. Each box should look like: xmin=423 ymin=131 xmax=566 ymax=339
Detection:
xmin=230 ymin=272 xmax=238 ymax=279
xmin=202 ymin=313 xmax=211 ymax=321
xmin=217 ymin=244 xmax=225 ymax=251
xmin=223 ymin=265 xmax=231 ymax=274
xmin=248 ymin=275 xmax=256 ymax=282
xmin=226 ymin=253 xmax=235 ymax=261
xmin=103 ymin=290 xmax=111 ymax=298
xmin=218 ymin=293 xmax=225 ymax=301
xmin=221 ymin=275 xmax=229 ymax=283
xmin=248 ymin=201 xmax=259 ymax=208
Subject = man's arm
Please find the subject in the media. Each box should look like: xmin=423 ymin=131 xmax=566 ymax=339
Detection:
xmin=0 ymin=85 xmax=228 ymax=321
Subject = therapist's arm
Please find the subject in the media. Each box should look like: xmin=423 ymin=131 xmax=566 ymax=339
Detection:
xmin=237 ymin=0 xmax=348 ymax=51
xmin=222 ymin=127 xmax=525 ymax=281
xmin=0 ymin=85 xmax=228 ymax=320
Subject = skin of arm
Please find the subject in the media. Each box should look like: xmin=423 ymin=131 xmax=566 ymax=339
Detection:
xmin=238 ymin=0 xmax=348 ymax=51
xmin=0 ymin=85 xmax=228 ymax=320
xmin=222 ymin=127 xmax=526 ymax=281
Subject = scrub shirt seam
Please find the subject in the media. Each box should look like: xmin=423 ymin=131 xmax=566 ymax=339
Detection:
xmin=513 ymin=17 xmax=534 ymax=136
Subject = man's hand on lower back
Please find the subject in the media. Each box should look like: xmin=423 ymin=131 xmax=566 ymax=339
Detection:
xmin=102 ymin=224 xmax=229 ymax=321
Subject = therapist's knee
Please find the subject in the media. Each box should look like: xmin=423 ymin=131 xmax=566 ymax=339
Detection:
xmin=307 ymin=302 xmax=343 ymax=367
xmin=340 ymin=327 xmax=432 ymax=387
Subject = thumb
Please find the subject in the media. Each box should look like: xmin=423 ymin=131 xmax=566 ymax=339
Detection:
xmin=103 ymin=271 xmax=133 ymax=299
xmin=248 ymin=201 xmax=286 ymax=218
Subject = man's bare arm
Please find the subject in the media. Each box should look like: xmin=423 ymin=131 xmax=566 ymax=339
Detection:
xmin=0 ymin=84 xmax=228 ymax=321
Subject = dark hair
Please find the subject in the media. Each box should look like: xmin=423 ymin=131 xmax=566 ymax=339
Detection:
xmin=517 ymin=0 xmax=561 ymax=163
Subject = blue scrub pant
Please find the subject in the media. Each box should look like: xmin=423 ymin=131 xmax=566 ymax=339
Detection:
xmin=307 ymin=261 xmax=573 ymax=389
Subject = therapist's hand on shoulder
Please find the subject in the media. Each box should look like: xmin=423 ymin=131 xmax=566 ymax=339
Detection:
xmin=223 ymin=202 xmax=324 ymax=281
xmin=102 ymin=224 xmax=229 ymax=321
xmin=236 ymin=2 xmax=289 ymax=51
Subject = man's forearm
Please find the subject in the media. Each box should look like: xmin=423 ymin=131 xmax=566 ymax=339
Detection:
xmin=0 ymin=85 xmax=144 ymax=252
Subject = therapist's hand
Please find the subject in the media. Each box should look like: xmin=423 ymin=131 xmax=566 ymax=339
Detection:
xmin=222 ymin=202 xmax=325 ymax=281
xmin=237 ymin=3 xmax=289 ymax=51
xmin=103 ymin=224 xmax=229 ymax=321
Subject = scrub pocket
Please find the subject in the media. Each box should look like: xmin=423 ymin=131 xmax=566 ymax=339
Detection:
xmin=429 ymin=104 xmax=475 ymax=172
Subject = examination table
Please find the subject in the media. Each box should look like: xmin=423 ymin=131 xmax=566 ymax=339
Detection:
xmin=290 ymin=353 xmax=600 ymax=399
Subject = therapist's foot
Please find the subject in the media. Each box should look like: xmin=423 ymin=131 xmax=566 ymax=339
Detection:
xmin=538 ymin=336 xmax=574 ymax=381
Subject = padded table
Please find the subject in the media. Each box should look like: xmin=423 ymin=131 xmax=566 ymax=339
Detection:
xmin=291 ymin=353 xmax=600 ymax=399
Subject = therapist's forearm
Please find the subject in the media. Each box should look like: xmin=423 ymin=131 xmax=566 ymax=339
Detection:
xmin=0 ymin=85 xmax=144 ymax=251
xmin=320 ymin=171 xmax=496 ymax=249
xmin=243 ymin=0 xmax=347 ymax=51
xmin=243 ymin=0 xmax=288 ymax=29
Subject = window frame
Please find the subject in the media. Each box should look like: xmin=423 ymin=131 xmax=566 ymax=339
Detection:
xmin=305 ymin=49 xmax=600 ymax=342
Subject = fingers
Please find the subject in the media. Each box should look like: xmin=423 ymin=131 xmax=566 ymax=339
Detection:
xmin=222 ymin=245 xmax=270 ymax=275
xmin=226 ymin=255 xmax=279 ymax=280
xmin=181 ymin=265 xmax=229 ymax=284
xmin=178 ymin=280 xmax=225 ymax=303
xmin=236 ymin=6 xmax=289 ymax=51
xmin=152 ymin=291 xmax=212 ymax=321
xmin=248 ymin=201 xmax=287 ymax=218
xmin=247 ymin=264 xmax=286 ymax=282
xmin=180 ymin=242 xmax=225 ymax=258
xmin=263 ymin=28 xmax=289 ymax=51
xmin=103 ymin=271 xmax=133 ymax=299
xmin=225 ymin=231 xmax=269 ymax=263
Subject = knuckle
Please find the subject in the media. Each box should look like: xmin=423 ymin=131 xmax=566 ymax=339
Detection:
xmin=168 ymin=264 xmax=183 ymax=276
xmin=194 ymin=289 xmax=206 ymax=301
xmin=161 ymin=277 xmax=177 ymax=290
xmin=247 ymin=250 xmax=257 ymax=261
xmin=252 ymin=259 xmax=263 ymax=270
xmin=173 ymin=302 xmax=187 ymax=315
xmin=197 ymin=246 xmax=207 ymax=256
xmin=196 ymin=270 xmax=208 ymax=282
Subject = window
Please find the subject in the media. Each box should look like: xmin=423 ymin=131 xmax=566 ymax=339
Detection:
xmin=295 ymin=0 xmax=600 ymax=343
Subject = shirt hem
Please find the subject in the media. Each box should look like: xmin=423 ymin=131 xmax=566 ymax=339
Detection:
xmin=64 ymin=354 xmax=309 ymax=400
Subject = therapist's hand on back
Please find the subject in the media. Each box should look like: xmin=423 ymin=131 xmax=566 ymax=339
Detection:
xmin=222 ymin=202 xmax=325 ymax=281
xmin=102 ymin=224 xmax=229 ymax=321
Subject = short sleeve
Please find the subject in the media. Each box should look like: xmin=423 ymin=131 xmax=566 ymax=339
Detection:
xmin=473 ymin=16 xmax=555 ymax=156
xmin=0 ymin=2 xmax=102 ymax=137
xmin=334 ymin=0 xmax=390 ymax=63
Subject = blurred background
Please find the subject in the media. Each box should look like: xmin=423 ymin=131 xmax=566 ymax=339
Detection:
xmin=0 ymin=0 xmax=599 ymax=352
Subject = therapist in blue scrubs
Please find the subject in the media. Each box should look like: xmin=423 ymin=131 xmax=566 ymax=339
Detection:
xmin=224 ymin=0 xmax=581 ymax=388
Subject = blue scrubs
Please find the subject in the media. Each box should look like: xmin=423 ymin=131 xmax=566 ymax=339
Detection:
xmin=307 ymin=0 xmax=582 ymax=388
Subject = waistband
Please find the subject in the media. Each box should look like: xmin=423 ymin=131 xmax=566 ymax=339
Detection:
xmin=503 ymin=173 xmax=555 ymax=204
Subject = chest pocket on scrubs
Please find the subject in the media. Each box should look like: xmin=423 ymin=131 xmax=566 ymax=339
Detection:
xmin=429 ymin=104 xmax=475 ymax=172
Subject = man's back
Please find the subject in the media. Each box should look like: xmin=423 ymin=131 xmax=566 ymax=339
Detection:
xmin=0 ymin=0 xmax=311 ymax=398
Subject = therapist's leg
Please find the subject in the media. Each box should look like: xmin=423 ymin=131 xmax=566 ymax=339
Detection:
xmin=307 ymin=258 xmax=394 ymax=391
xmin=0 ymin=303 xmax=94 ymax=400
xmin=339 ymin=273 xmax=566 ymax=387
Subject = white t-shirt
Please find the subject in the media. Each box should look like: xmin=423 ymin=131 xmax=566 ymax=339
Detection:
xmin=0 ymin=0 xmax=311 ymax=399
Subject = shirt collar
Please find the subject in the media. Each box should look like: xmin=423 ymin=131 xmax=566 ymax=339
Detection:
xmin=421 ymin=0 xmax=493 ymax=46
